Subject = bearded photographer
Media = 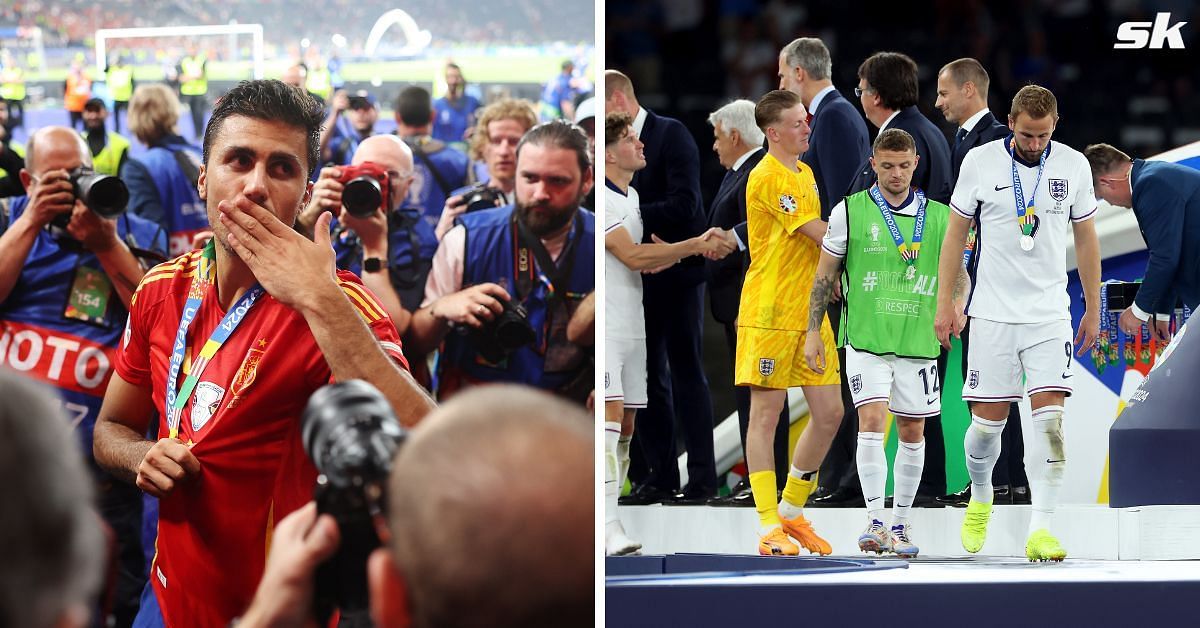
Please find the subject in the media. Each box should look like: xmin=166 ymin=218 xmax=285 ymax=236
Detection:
xmin=0 ymin=126 xmax=165 ymax=627
xmin=408 ymin=120 xmax=594 ymax=402
xmin=434 ymin=98 xmax=538 ymax=240
xmin=299 ymin=134 xmax=438 ymax=344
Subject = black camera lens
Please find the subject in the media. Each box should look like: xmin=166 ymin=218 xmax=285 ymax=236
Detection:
xmin=72 ymin=170 xmax=129 ymax=219
xmin=342 ymin=176 xmax=382 ymax=219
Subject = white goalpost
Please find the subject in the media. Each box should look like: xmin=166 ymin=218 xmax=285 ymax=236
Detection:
xmin=92 ymin=24 xmax=265 ymax=76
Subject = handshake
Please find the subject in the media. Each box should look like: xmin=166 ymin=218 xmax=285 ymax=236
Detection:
xmin=648 ymin=227 xmax=737 ymax=262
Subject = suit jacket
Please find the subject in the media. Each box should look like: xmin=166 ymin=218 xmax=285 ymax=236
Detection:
xmin=630 ymin=108 xmax=707 ymax=286
xmin=705 ymin=149 xmax=764 ymax=324
xmin=951 ymin=110 xmax=1009 ymax=187
xmin=847 ymin=106 xmax=953 ymax=204
xmin=803 ymin=89 xmax=871 ymax=220
xmin=1131 ymin=159 xmax=1200 ymax=312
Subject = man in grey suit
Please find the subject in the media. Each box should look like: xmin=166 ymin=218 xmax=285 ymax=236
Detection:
xmin=933 ymin=57 xmax=1030 ymax=507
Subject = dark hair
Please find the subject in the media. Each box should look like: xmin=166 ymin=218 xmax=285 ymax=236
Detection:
xmin=858 ymin=52 xmax=919 ymax=110
xmin=202 ymin=80 xmax=324 ymax=176
xmin=396 ymin=86 xmax=433 ymax=127
xmin=604 ymin=112 xmax=632 ymax=147
xmin=1084 ymin=143 xmax=1132 ymax=182
xmin=755 ymin=89 xmax=802 ymax=131
xmin=873 ymin=128 xmax=916 ymax=154
xmin=516 ymin=119 xmax=592 ymax=175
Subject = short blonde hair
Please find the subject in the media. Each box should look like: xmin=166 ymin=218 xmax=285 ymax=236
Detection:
xmin=128 ymin=84 xmax=180 ymax=144
xmin=468 ymin=98 xmax=538 ymax=160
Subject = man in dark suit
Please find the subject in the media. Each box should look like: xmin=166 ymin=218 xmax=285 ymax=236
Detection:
xmin=702 ymin=99 xmax=789 ymax=506
xmin=605 ymin=70 xmax=718 ymax=504
xmin=1088 ymin=142 xmax=1200 ymax=330
xmin=934 ymin=58 xmax=1030 ymax=507
xmin=838 ymin=52 xmax=954 ymax=506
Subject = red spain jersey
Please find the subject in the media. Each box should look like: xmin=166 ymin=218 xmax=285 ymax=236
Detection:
xmin=114 ymin=249 xmax=409 ymax=628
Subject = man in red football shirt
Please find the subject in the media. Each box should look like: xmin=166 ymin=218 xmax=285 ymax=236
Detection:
xmin=93 ymin=80 xmax=436 ymax=628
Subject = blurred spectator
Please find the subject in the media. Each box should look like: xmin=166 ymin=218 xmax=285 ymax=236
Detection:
xmin=64 ymin=59 xmax=92 ymax=131
xmin=432 ymin=62 xmax=482 ymax=152
xmin=178 ymin=44 xmax=208 ymax=139
xmin=121 ymin=84 xmax=207 ymax=256
xmin=539 ymin=60 xmax=579 ymax=122
xmin=0 ymin=126 xmax=166 ymax=628
xmin=0 ymin=100 xmax=26 ymax=198
xmin=106 ymin=56 xmax=135 ymax=134
xmin=393 ymin=85 xmax=471 ymax=231
xmin=81 ymin=98 xmax=130 ymax=176
xmin=0 ymin=51 xmax=26 ymax=132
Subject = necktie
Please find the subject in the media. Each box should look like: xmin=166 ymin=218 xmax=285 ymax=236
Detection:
xmin=954 ymin=127 xmax=968 ymax=151
xmin=806 ymin=112 xmax=814 ymax=127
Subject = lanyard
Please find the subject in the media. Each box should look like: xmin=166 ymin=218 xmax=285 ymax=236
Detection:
xmin=868 ymin=184 xmax=926 ymax=266
xmin=1009 ymin=138 xmax=1047 ymax=237
xmin=164 ymin=241 xmax=264 ymax=439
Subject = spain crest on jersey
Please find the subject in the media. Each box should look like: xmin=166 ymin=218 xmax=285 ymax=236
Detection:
xmin=1049 ymin=178 xmax=1068 ymax=202
xmin=778 ymin=194 xmax=797 ymax=214
xmin=227 ymin=338 xmax=267 ymax=409
xmin=759 ymin=358 xmax=776 ymax=376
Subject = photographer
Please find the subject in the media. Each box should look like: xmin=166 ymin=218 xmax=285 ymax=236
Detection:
xmin=320 ymin=89 xmax=380 ymax=167
xmin=408 ymin=120 xmax=594 ymax=402
xmin=300 ymin=134 xmax=438 ymax=343
xmin=120 ymin=84 xmax=207 ymax=256
xmin=393 ymin=86 xmax=470 ymax=231
xmin=238 ymin=385 xmax=593 ymax=628
xmin=92 ymin=80 xmax=436 ymax=628
xmin=435 ymin=98 xmax=538 ymax=240
xmin=0 ymin=126 xmax=166 ymax=627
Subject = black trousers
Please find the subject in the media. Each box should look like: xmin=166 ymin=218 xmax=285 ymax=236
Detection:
xmin=183 ymin=93 xmax=206 ymax=140
xmin=724 ymin=320 xmax=790 ymax=489
xmin=97 ymin=476 xmax=145 ymax=628
xmin=113 ymin=99 xmax=129 ymax=134
xmin=629 ymin=280 xmax=718 ymax=493
xmin=960 ymin=319 xmax=1028 ymax=488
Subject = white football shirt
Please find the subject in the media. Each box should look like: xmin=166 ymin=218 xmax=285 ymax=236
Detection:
xmin=604 ymin=180 xmax=646 ymax=340
xmin=822 ymin=188 xmax=921 ymax=258
xmin=951 ymin=137 xmax=1097 ymax=323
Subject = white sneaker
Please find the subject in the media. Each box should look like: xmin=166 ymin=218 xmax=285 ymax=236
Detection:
xmin=890 ymin=523 xmax=919 ymax=558
xmin=857 ymin=518 xmax=892 ymax=554
xmin=606 ymin=520 xmax=642 ymax=556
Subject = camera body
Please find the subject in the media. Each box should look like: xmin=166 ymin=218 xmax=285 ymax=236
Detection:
xmin=469 ymin=298 xmax=536 ymax=363
xmin=461 ymin=182 xmax=505 ymax=214
xmin=301 ymin=380 xmax=407 ymax=624
xmin=338 ymin=161 xmax=391 ymax=219
xmin=48 ymin=167 xmax=129 ymax=231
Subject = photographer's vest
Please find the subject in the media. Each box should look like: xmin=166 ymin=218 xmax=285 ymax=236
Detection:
xmin=107 ymin=65 xmax=133 ymax=102
xmin=180 ymin=55 xmax=207 ymax=96
xmin=0 ymin=195 xmax=164 ymax=464
xmin=0 ymin=66 xmax=24 ymax=100
xmin=332 ymin=207 xmax=438 ymax=311
xmin=64 ymin=72 xmax=91 ymax=112
xmin=440 ymin=205 xmax=595 ymax=399
xmin=84 ymin=131 xmax=130 ymax=176
xmin=136 ymin=141 xmax=207 ymax=255
xmin=839 ymin=189 xmax=948 ymax=359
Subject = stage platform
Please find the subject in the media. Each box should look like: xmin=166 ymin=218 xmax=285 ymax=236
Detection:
xmin=606 ymin=554 xmax=1200 ymax=626
xmin=619 ymin=503 xmax=1200 ymax=560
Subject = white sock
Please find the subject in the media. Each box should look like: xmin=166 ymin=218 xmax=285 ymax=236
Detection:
xmin=856 ymin=432 xmax=887 ymax=521
xmin=964 ymin=415 xmax=1005 ymax=504
xmin=1028 ymin=406 xmax=1066 ymax=534
xmin=617 ymin=435 xmax=632 ymax=487
xmin=605 ymin=422 xmax=621 ymax=525
xmin=892 ymin=439 xmax=925 ymax=527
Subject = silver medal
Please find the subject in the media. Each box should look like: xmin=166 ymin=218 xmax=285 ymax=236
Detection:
xmin=1020 ymin=235 xmax=1035 ymax=251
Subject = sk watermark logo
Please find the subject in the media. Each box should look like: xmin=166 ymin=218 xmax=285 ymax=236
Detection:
xmin=1115 ymin=13 xmax=1187 ymax=49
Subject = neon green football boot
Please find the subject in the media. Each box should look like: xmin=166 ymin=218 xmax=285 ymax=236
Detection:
xmin=1026 ymin=528 xmax=1067 ymax=562
xmin=960 ymin=499 xmax=993 ymax=553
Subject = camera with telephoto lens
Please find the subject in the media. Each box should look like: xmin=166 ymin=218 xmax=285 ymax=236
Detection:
xmin=49 ymin=167 xmax=130 ymax=230
xmin=461 ymin=182 xmax=505 ymax=213
xmin=338 ymin=161 xmax=391 ymax=219
xmin=467 ymin=298 xmax=536 ymax=363
xmin=301 ymin=379 xmax=407 ymax=626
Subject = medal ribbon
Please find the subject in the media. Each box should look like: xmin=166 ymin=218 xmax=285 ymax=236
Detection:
xmin=1009 ymin=138 xmax=1047 ymax=238
xmin=164 ymin=241 xmax=265 ymax=439
xmin=868 ymin=184 xmax=926 ymax=267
